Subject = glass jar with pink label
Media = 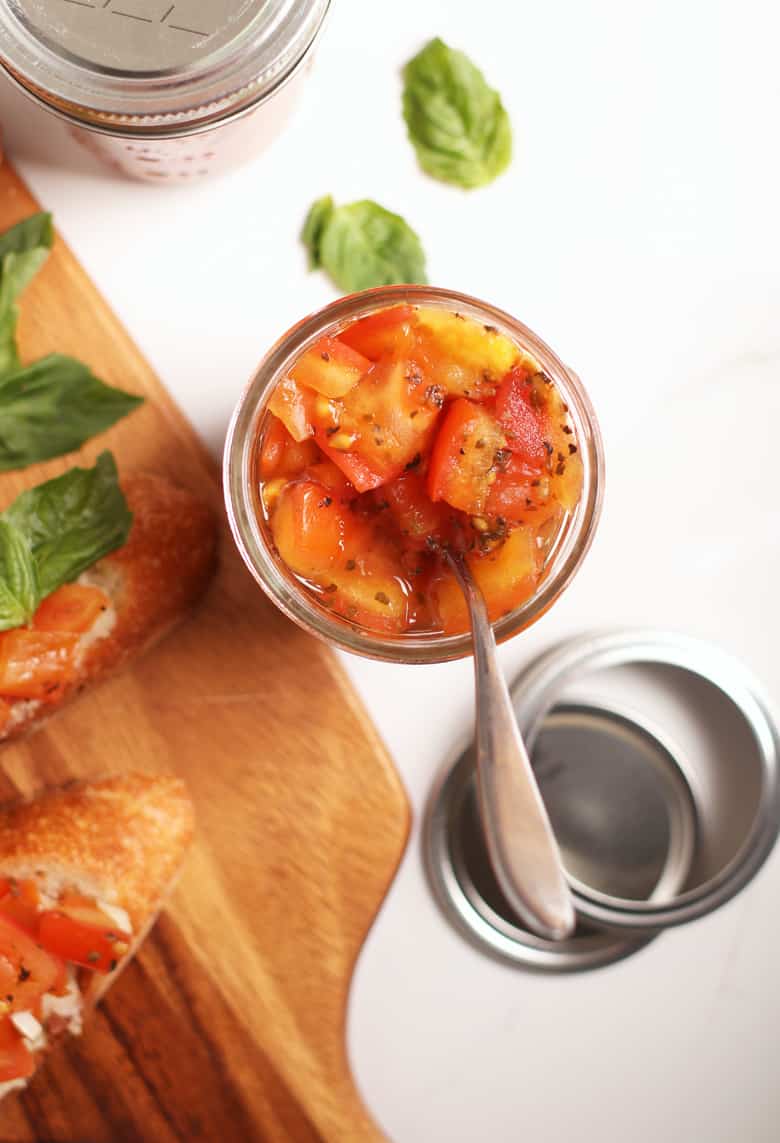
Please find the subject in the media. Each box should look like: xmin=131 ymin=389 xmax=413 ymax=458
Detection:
xmin=0 ymin=0 xmax=330 ymax=182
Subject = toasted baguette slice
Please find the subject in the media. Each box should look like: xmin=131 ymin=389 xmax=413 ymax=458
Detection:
xmin=0 ymin=772 xmax=194 ymax=1098
xmin=0 ymin=473 xmax=217 ymax=744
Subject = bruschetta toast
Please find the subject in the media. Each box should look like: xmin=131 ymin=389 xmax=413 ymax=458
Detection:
xmin=0 ymin=472 xmax=217 ymax=743
xmin=0 ymin=772 xmax=194 ymax=1098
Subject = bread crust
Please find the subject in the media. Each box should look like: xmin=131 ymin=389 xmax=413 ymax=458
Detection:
xmin=0 ymin=772 xmax=194 ymax=932
xmin=0 ymin=473 xmax=217 ymax=744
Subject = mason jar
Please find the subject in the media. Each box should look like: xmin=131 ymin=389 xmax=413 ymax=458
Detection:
xmin=224 ymin=286 xmax=605 ymax=664
xmin=0 ymin=0 xmax=330 ymax=182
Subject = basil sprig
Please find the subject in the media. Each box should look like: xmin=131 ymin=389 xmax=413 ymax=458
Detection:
xmin=0 ymin=355 xmax=143 ymax=472
xmin=402 ymin=38 xmax=512 ymax=189
xmin=0 ymin=451 xmax=131 ymax=628
xmin=302 ymin=196 xmax=427 ymax=293
xmin=0 ymin=213 xmax=143 ymax=470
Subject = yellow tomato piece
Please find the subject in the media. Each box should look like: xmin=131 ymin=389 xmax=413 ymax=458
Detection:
xmin=432 ymin=526 xmax=537 ymax=634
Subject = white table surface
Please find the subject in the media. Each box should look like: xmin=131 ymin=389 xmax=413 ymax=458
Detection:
xmin=3 ymin=1 xmax=779 ymax=1139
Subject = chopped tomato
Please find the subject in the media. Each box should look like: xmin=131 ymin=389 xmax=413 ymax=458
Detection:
xmin=340 ymin=305 xmax=417 ymax=361
xmin=289 ymin=336 xmax=370 ymax=398
xmin=494 ymin=366 xmax=550 ymax=466
xmin=415 ymin=308 xmax=519 ymax=399
xmin=312 ymin=353 xmax=443 ymax=492
xmin=427 ymin=398 xmax=507 ymax=515
xmin=0 ymin=914 xmax=62 ymax=1013
xmin=382 ymin=473 xmax=452 ymax=550
xmin=259 ymin=415 xmax=320 ymax=480
xmin=0 ymin=1017 xmax=35 ymax=1082
xmin=430 ymin=527 xmax=537 ymax=634
xmin=0 ymin=700 xmax=10 ymax=734
xmin=0 ymin=629 xmax=79 ymax=701
xmin=0 ymin=880 xmax=39 ymax=934
xmin=485 ymin=455 xmax=551 ymax=526
xmin=33 ymin=584 xmax=109 ymax=636
xmin=300 ymin=460 xmax=359 ymax=501
xmin=268 ymin=376 xmax=318 ymax=442
xmin=271 ymin=481 xmax=349 ymax=579
xmin=38 ymin=910 xmax=129 ymax=975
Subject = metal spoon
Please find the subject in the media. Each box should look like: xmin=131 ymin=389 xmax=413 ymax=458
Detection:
xmin=445 ymin=548 xmax=575 ymax=941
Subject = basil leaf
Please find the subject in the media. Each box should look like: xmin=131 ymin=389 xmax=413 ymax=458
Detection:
xmin=0 ymin=519 xmax=40 ymax=631
xmin=0 ymin=213 xmax=54 ymax=262
xmin=402 ymin=38 xmax=512 ymax=189
xmin=303 ymin=198 xmax=427 ymax=292
xmin=0 ymin=354 xmax=143 ymax=472
xmin=301 ymin=195 xmax=334 ymax=270
xmin=0 ymin=213 xmax=54 ymax=375
xmin=5 ymin=451 xmax=132 ymax=598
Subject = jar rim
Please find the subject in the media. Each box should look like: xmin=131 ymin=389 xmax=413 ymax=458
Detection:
xmin=0 ymin=0 xmax=329 ymax=127
xmin=223 ymin=285 xmax=605 ymax=665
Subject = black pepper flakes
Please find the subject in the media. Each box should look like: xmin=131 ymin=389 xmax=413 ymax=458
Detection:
xmin=109 ymin=959 xmax=118 ymax=972
xmin=18 ymin=966 xmax=30 ymax=983
xmin=474 ymin=438 xmax=486 ymax=449
xmin=318 ymin=496 xmax=333 ymax=508
xmin=375 ymin=591 xmax=390 ymax=605
xmin=543 ymin=441 xmax=554 ymax=456
xmin=326 ymin=425 xmax=340 ymax=437
xmin=405 ymin=452 xmax=422 ymax=471
xmin=568 ymin=443 xmax=578 ymax=455
xmin=324 ymin=583 xmax=338 ymax=594
xmin=346 ymin=559 xmax=356 ymax=571
xmin=483 ymin=324 xmax=498 ymax=334
xmin=562 ymin=425 xmax=573 ymax=435
xmin=320 ymin=351 xmax=331 ymax=362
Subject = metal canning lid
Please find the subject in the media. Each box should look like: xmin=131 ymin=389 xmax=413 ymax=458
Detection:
xmin=0 ymin=0 xmax=330 ymax=129
xmin=513 ymin=630 xmax=780 ymax=930
xmin=424 ymin=717 xmax=665 ymax=972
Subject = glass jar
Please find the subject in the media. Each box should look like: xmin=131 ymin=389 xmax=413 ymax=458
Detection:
xmin=0 ymin=0 xmax=330 ymax=182
xmin=224 ymin=286 xmax=605 ymax=665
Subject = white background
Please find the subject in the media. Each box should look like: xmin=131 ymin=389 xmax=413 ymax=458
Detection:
xmin=2 ymin=1 xmax=779 ymax=1139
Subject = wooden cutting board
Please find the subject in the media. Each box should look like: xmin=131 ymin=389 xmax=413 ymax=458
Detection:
xmin=0 ymin=160 xmax=410 ymax=1143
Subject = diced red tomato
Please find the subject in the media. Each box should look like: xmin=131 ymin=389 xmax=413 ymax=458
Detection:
xmin=0 ymin=630 xmax=79 ymax=701
xmin=268 ymin=376 xmax=318 ymax=442
xmin=313 ymin=353 xmax=443 ymax=492
xmin=0 ymin=914 xmax=63 ymax=1013
xmin=0 ymin=1017 xmax=36 ymax=1082
xmin=289 ymin=336 xmax=370 ymax=398
xmin=494 ymin=365 xmax=550 ymax=466
xmin=271 ymin=481 xmax=349 ymax=579
xmin=33 ymin=584 xmax=109 ymax=636
xmin=430 ymin=527 xmax=537 ymax=634
xmin=259 ymin=415 xmax=320 ymax=480
xmin=340 ymin=305 xmax=417 ymax=361
xmin=38 ymin=908 xmax=130 ymax=975
xmin=0 ymin=700 xmax=10 ymax=734
xmin=0 ymin=880 xmax=39 ymax=934
xmin=382 ymin=473 xmax=452 ymax=550
xmin=427 ymin=398 xmax=507 ymax=515
xmin=300 ymin=460 xmax=359 ymax=502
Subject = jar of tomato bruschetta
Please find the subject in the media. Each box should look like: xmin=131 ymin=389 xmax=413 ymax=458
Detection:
xmin=0 ymin=0 xmax=329 ymax=182
xmin=224 ymin=286 xmax=604 ymax=664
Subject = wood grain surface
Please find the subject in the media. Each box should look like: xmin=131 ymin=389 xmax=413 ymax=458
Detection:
xmin=0 ymin=160 xmax=410 ymax=1143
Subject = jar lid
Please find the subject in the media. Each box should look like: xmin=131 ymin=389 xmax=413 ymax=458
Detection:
xmin=425 ymin=629 xmax=780 ymax=971
xmin=0 ymin=0 xmax=330 ymax=128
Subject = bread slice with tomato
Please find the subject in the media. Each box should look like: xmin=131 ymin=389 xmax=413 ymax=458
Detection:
xmin=0 ymin=772 xmax=194 ymax=1096
xmin=0 ymin=469 xmax=217 ymax=743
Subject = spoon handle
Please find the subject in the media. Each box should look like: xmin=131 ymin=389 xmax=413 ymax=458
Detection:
xmin=446 ymin=550 xmax=575 ymax=941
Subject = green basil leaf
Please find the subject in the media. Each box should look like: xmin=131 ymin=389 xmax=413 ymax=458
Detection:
xmin=4 ymin=451 xmax=132 ymax=598
xmin=301 ymin=195 xmax=334 ymax=269
xmin=304 ymin=198 xmax=427 ymax=292
xmin=0 ymin=519 xmax=40 ymax=631
xmin=0 ymin=213 xmax=54 ymax=377
xmin=402 ymin=38 xmax=512 ymax=189
xmin=0 ymin=354 xmax=143 ymax=472
xmin=0 ymin=214 xmax=54 ymax=262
